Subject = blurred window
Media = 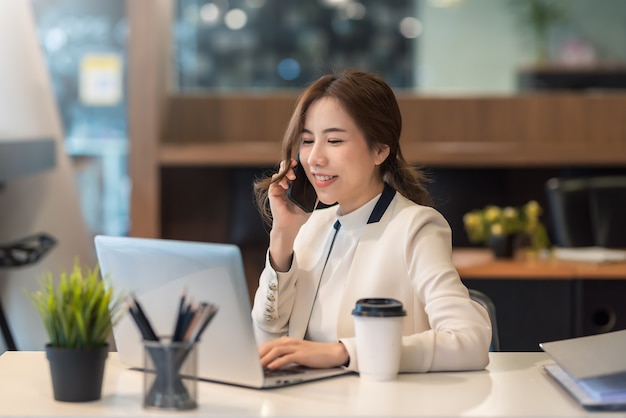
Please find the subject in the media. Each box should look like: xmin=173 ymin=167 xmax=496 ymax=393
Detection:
xmin=173 ymin=0 xmax=419 ymax=89
xmin=31 ymin=0 xmax=129 ymax=237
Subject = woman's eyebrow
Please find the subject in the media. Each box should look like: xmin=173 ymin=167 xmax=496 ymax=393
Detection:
xmin=302 ymin=127 xmax=347 ymax=134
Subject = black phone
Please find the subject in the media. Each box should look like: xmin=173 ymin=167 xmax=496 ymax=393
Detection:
xmin=287 ymin=158 xmax=318 ymax=213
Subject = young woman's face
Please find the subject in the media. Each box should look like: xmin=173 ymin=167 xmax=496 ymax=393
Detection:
xmin=299 ymin=97 xmax=389 ymax=215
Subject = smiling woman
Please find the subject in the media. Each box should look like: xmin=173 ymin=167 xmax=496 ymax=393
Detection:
xmin=249 ymin=70 xmax=492 ymax=375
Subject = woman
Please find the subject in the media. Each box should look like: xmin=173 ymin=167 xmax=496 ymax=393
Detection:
xmin=252 ymin=70 xmax=491 ymax=373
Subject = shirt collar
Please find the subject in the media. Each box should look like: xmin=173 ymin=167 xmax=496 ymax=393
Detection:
xmin=335 ymin=183 xmax=396 ymax=230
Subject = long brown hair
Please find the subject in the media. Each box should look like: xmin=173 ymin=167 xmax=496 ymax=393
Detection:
xmin=254 ymin=70 xmax=431 ymax=224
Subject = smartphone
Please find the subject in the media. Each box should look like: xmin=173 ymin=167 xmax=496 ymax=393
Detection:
xmin=287 ymin=158 xmax=318 ymax=213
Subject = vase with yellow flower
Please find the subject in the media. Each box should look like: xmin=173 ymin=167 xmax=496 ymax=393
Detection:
xmin=463 ymin=200 xmax=550 ymax=259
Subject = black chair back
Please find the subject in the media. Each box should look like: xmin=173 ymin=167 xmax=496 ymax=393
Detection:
xmin=545 ymin=177 xmax=594 ymax=247
xmin=588 ymin=176 xmax=626 ymax=248
xmin=469 ymin=289 xmax=500 ymax=352
xmin=545 ymin=176 xmax=626 ymax=248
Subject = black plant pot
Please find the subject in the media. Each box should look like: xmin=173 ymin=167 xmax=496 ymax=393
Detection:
xmin=490 ymin=234 xmax=516 ymax=259
xmin=45 ymin=343 xmax=108 ymax=402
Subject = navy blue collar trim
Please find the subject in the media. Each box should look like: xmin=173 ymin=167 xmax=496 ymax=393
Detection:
xmin=367 ymin=183 xmax=396 ymax=224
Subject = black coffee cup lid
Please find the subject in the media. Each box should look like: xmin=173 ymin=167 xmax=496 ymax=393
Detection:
xmin=351 ymin=298 xmax=406 ymax=317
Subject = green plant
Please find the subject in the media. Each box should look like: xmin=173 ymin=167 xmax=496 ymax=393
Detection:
xmin=463 ymin=200 xmax=550 ymax=251
xmin=509 ymin=0 xmax=568 ymax=62
xmin=28 ymin=260 xmax=125 ymax=349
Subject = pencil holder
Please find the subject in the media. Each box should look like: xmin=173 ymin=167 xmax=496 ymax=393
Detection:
xmin=143 ymin=338 xmax=198 ymax=410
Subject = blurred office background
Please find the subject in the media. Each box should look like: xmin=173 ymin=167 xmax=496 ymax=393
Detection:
xmin=27 ymin=0 xmax=626 ymax=239
xmin=1 ymin=0 xmax=626 ymax=353
xmin=31 ymin=0 xmax=129 ymax=237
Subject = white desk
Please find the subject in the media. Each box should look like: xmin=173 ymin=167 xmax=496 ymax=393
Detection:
xmin=0 ymin=351 xmax=620 ymax=417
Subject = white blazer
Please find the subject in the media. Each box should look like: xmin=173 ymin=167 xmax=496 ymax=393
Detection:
xmin=252 ymin=185 xmax=491 ymax=372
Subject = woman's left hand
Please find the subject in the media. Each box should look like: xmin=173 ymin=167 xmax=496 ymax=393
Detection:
xmin=259 ymin=336 xmax=349 ymax=369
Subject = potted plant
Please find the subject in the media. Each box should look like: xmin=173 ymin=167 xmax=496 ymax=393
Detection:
xmin=27 ymin=260 xmax=124 ymax=402
xmin=463 ymin=200 xmax=550 ymax=259
xmin=509 ymin=0 xmax=568 ymax=63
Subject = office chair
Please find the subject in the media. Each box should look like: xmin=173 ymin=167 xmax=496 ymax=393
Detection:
xmin=588 ymin=176 xmax=626 ymax=248
xmin=469 ymin=289 xmax=500 ymax=352
xmin=545 ymin=176 xmax=626 ymax=248
xmin=545 ymin=177 xmax=595 ymax=247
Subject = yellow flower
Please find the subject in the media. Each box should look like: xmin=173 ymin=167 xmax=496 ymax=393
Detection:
xmin=484 ymin=206 xmax=501 ymax=222
xmin=462 ymin=200 xmax=550 ymax=251
xmin=503 ymin=207 xmax=517 ymax=219
xmin=463 ymin=212 xmax=481 ymax=227
xmin=524 ymin=200 xmax=541 ymax=219
xmin=490 ymin=223 xmax=504 ymax=236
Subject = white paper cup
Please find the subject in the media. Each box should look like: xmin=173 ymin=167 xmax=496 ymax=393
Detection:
xmin=352 ymin=298 xmax=406 ymax=381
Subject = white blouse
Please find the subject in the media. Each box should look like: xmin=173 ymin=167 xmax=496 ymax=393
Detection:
xmin=252 ymin=186 xmax=491 ymax=373
xmin=305 ymin=194 xmax=381 ymax=342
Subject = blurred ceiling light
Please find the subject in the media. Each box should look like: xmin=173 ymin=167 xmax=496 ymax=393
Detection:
xmin=399 ymin=16 xmax=422 ymax=39
xmin=44 ymin=27 xmax=67 ymax=52
xmin=224 ymin=8 xmax=247 ymax=30
xmin=345 ymin=2 xmax=366 ymax=20
xmin=277 ymin=58 xmax=301 ymax=81
xmin=200 ymin=3 xmax=220 ymax=24
xmin=320 ymin=0 xmax=351 ymax=7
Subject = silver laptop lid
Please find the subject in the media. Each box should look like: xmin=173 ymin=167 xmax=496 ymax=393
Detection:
xmin=540 ymin=329 xmax=626 ymax=380
xmin=94 ymin=235 xmax=266 ymax=388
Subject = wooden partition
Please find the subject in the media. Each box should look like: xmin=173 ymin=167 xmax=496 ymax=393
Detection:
xmin=127 ymin=0 xmax=173 ymax=238
xmin=158 ymin=93 xmax=626 ymax=167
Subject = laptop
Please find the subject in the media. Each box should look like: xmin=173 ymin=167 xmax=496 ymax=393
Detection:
xmin=94 ymin=235 xmax=350 ymax=389
xmin=540 ymin=330 xmax=626 ymax=411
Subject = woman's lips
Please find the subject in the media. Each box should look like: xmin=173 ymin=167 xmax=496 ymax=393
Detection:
xmin=312 ymin=174 xmax=337 ymax=187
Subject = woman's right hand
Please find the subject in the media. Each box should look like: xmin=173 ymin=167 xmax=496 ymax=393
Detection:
xmin=267 ymin=159 xmax=312 ymax=271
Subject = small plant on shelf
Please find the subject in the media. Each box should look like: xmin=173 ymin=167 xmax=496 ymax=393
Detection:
xmin=463 ymin=200 xmax=551 ymax=255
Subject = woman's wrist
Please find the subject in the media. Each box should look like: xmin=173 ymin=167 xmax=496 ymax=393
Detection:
xmin=269 ymin=229 xmax=297 ymax=272
xmin=337 ymin=341 xmax=350 ymax=367
xmin=269 ymin=250 xmax=293 ymax=273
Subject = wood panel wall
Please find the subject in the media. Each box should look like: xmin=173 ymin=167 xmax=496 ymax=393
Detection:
xmin=162 ymin=94 xmax=296 ymax=144
xmin=159 ymin=92 xmax=626 ymax=167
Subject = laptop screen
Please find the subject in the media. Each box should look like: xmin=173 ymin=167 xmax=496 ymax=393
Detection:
xmin=94 ymin=235 xmax=267 ymax=387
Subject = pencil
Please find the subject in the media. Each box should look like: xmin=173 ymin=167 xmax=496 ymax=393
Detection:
xmin=129 ymin=294 xmax=159 ymax=341
xmin=126 ymin=299 xmax=154 ymax=341
xmin=172 ymin=290 xmax=188 ymax=341
xmin=186 ymin=303 xmax=219 ymax=344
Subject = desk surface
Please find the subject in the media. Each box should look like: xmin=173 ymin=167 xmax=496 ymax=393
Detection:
xmin=0 ymin=351 xmax=618 ymax=417
xmin=453 ymin=248 xmax=626 ymax=280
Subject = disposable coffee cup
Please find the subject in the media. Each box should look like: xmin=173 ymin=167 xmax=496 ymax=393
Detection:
xmin=352 ymin=298 xmax=406 ymax=381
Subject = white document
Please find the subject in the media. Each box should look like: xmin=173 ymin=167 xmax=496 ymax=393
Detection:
xmin=553 ymin=247 xmax=626 ymax=263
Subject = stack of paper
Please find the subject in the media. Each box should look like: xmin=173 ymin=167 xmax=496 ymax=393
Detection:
xmin=553 ymin=247 xmax=626 ymax=263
